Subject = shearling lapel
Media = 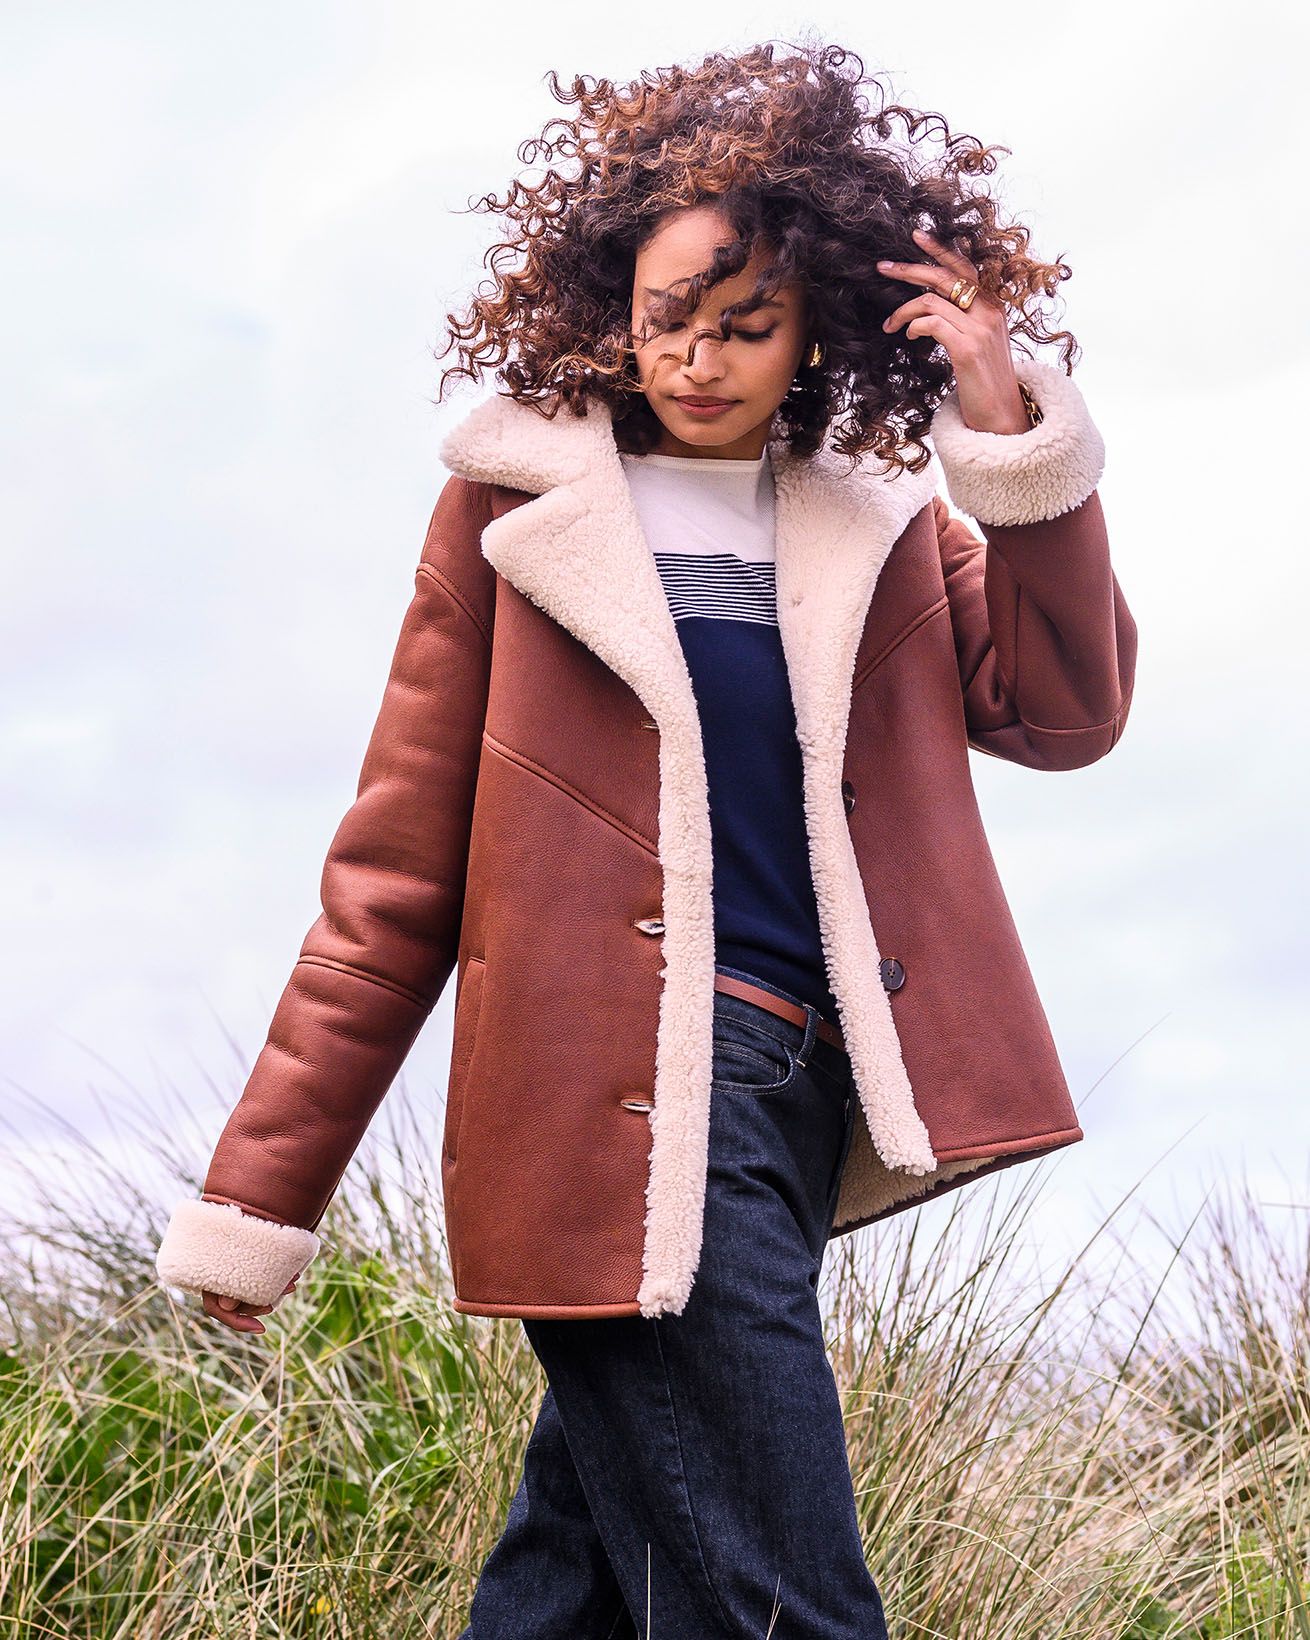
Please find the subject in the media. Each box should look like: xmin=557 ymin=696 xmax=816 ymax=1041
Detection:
xmin=769 ymin=439 xmax=943 ymax=1188
xmin=438 ymin=391 xmax=695 ymax=757
xmin=436 ymin=390 xmax=936 ymax=792
xmin=439 ymin=390 xmax=941 ymax=1317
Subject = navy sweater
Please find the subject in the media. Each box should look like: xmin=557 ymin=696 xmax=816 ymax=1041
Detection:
xmin=618 ymin=447 xmax=842 ymax=1027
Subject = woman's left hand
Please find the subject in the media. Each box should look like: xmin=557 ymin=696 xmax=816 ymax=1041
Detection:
xmin=876 ymin=227 xmax=1030 ymax=435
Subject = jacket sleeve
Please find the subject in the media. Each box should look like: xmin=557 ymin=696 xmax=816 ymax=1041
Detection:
xmin=154 ymin=473 xmax=497 ymax=1307
xmin=929 ymin=353 xmax=1138 ymax=771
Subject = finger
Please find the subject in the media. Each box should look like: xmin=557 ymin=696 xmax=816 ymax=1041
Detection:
xmin=202 ymin=1293 xmax=266 ymax=1333
xmin=901 ymin=313 xmax=961 ymax=348
xmin=879 ymin=226 xmax=983 ymax=299
xmin=203 ymin=1291 xmax=269 ymax=1323
xmin=876 ymin=257 xmax=953 ymax=298
xmin=911 ymin=225 xmax=982 ymax=282
xmin=882 ymin=294 xmax=969 ymax=341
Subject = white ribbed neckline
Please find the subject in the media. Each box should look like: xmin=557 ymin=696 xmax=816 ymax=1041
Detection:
xmin=621 ymin=449 xmax=768 ymax=472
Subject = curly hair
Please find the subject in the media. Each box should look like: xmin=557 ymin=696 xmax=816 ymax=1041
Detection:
xmin=432 ymin=37 xmax=1080 ymax=475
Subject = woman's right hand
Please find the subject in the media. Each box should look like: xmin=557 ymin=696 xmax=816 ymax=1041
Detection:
xmin=202 ymin=1274 xmax=301 ymax=1335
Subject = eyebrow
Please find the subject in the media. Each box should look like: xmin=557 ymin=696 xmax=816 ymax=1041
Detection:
xmin=641 ymin=287 xmax=786 ymax=311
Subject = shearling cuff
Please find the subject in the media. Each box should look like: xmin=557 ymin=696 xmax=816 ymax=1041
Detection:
xmin=155 ymin=1198 xmax=321 ymax=1308
xmin=930 ymin=354 xmax=1105 ymax=527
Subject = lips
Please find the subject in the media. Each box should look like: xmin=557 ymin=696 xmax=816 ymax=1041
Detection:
xmin=674 ymin=396 xmax=737 ymax=407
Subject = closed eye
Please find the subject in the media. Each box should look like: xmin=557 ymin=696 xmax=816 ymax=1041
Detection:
xmin=663 ymin=323 xmax=777 ymax=343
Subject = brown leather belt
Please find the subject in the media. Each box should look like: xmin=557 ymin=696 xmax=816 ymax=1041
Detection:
xmin=713 ymin=972 xmax=846 ymax=1053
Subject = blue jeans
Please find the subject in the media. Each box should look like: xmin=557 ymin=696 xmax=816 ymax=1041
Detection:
xmin=458 ymin=976 xmax=889 ymax=1638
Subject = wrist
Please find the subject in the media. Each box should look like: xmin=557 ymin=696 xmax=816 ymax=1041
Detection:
xmin=930 ymin=356 xmax=1102 ymax=526
xmin=961 ymin=379 xmax=1045 ymax=436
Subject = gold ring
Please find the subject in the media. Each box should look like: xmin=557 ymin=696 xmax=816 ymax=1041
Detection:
xmin=947 ymin=279 xmax=978 ymax=312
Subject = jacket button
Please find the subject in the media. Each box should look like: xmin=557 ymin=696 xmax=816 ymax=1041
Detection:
xmin=880 ymin=957 xmax=906 ymax=991
xmin=841 ymin=779 xmax=856 ymax=815
xmin=634 ymin=917 xmax=665 ymax=936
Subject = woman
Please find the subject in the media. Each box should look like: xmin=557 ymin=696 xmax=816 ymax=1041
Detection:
xmin=155 ymin=40 xmax=1137 ymax=1637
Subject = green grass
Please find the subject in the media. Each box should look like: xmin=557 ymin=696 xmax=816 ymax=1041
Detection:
xmin=1 ymin=1082 xmax=1306 ymax=1638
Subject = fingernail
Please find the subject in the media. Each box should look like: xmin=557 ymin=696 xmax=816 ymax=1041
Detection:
xmin=876 ymin=260 xmax=892 ymax=269
xmin=219 ymin=1296 xmax=236 ymax=1311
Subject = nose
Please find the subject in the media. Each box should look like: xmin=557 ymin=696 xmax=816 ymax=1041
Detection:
xmin=683 ymin=331 xmax=728 ymax=383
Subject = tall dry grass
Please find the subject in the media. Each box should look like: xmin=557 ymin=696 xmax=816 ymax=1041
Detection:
xmin=1 ymin=1079 xmax=1305 ymax=1637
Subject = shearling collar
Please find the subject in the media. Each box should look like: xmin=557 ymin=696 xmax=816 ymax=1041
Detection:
xmin=437 ymin=387 xmax=939 ymax=556
xmin=436 ymin=390 xmax=941 ymax=762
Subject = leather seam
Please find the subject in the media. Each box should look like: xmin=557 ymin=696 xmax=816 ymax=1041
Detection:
xmin=294 ymin=953 xmax=432 ymax=1010
xmin=1013 ymin=699 xmax=1133 ymax=736
xmin=856 ymin=597 xmax=1133 ymax=738
xmin=415 ymin=561 xmax=492 ymax=650
xmin=972 ymin=698 xmax=1133 ymax=742
xmin=198 ymin=1194 xmax=297 ymax=1227
xmin=459 ymin=1296 xmax=643 ymax=1314
xmin=931 ymin=1123 xmax=1084 ymax=1159
xmin=852 ymin=596 xmax=949 ymax=692
xmin=481 ymin=731 xmax=658 ymax=856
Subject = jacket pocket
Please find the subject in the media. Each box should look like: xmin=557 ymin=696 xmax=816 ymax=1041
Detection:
xmin=443 ymin=954 xmax=486 ymax=1164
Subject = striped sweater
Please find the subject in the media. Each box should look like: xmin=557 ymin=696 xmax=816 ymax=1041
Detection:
xmin=618 ymin=446 xmax=842 ymax=1026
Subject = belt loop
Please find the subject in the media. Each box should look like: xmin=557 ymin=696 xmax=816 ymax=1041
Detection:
xmin=795 ymin=1003 xmax=819 ymax=1069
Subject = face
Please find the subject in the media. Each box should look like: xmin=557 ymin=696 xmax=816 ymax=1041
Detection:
xmin=629 ymin=204 xmax=810 ymax=459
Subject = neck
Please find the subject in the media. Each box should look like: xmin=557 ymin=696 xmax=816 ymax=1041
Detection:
xmin=650 ymin=412 xmax=773 ymax=462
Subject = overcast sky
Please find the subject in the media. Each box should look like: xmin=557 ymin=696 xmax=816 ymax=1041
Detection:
xmin=4 ymin=2 xmax=1306 ymax=1283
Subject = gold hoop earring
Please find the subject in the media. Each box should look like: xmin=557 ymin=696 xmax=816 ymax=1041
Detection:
xmin=808 ymin=341 xmax=824 ymax=368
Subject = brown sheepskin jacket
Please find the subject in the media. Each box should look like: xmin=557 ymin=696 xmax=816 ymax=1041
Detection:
xmin=155 ymin=353 xmax=1137 ymax=1320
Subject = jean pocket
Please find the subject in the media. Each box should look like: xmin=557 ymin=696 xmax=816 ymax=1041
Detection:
xmin=711 ymin=1016 xmax=798 ymax=1095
